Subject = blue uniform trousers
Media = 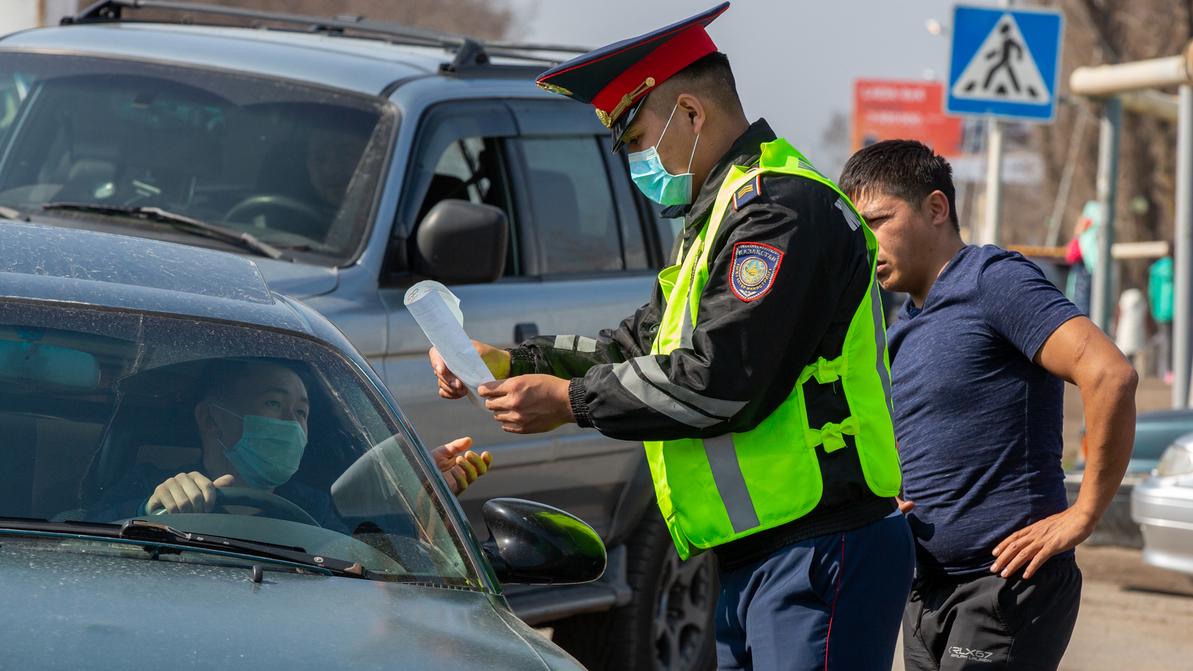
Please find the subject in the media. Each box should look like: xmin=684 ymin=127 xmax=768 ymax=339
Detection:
xmin=715 ymin=512 xmax=915 ymax=670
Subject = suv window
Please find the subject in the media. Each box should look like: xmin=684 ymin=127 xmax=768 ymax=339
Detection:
xmin=393 ymin=102 xmax=517 ymax=281
xmin=427 ymin=137 xmax=492 ymax=209
xmin=520 ymin=135 xmax=622 ymax=274
xmin=0 ymin=53 xmax=392 ymax=264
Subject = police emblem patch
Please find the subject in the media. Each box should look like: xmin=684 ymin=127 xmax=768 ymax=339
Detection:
xmin=729 ymin=241 xmax=783 ymax=302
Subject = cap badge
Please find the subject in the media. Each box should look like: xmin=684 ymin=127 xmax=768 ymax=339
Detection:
xmin=536 ymin=81 xmax=573 ymax=96
xmin=596 ymin=76 xmax=656 ymax=128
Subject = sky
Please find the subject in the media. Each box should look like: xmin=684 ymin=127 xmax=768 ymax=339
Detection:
xmin=507 ymin=0 xmax=965 ymax=176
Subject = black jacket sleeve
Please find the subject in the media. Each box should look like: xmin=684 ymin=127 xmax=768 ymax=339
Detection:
xmin=568 ymin=175 xmax=872 ymax=441
xmin=507 ymin=299 xmax=661 ymax=377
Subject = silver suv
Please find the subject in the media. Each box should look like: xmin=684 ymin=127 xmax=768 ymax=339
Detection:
xmin=0 ymin=2 xmax=711 ymax=668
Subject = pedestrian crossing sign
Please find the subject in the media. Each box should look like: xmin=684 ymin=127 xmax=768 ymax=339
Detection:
xmin=946 ymin=5 xmax=1063 ymax=122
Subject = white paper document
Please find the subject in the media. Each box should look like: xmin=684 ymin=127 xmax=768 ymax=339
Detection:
xmin=403 ymin=280 xmax=495 ymax=392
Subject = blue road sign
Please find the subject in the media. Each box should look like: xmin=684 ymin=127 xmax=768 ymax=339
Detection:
xmin=946 ymin=4 xmax=1063 ymax=122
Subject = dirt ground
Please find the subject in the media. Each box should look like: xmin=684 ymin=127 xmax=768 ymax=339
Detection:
xmin=1062 ymin=545 xmax=1193 ymax=670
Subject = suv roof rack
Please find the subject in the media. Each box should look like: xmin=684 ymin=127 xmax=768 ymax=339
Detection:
xmin=64 ymin=0 xmax=590 ymax=72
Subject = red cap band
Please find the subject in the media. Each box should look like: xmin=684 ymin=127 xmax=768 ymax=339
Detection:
xmin=591 ymin=26 xmax=717 ymax=125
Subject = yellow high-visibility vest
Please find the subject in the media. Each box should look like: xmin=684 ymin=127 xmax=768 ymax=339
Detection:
xmin=646 ymin=137 xmax=902 ymax=560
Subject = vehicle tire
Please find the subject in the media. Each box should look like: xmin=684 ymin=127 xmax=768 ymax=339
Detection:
xmin=552 ymin=510 xmax=718 ymax=671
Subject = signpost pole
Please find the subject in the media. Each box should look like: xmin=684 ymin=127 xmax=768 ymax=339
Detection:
xmin=979 ymin=0 xmax=1013 ymax=247
xmin=981 ymin=118 xmax=1005 ymax=245
xmin=1174 ymin=85 xmax=1193 ymax=407
xmin=1091 ymin=97 xmax=1121 ymax=333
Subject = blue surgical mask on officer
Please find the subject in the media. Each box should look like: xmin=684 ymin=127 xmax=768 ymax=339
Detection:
xmin=213 ymin=403 xmax=307 ymax=489
xmin=628 ymin=102 xmax=701 ymax=206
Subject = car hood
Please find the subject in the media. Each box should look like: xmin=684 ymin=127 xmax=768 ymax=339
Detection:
xmin=0 ymin=543 xmax=579 ymax=671
xmin=254 ymin=257 xmax=339 ymax=298
xmin=13 ymin=215 xmax=340 ymax=299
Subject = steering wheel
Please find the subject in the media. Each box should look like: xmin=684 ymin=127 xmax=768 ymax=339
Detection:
xmin=215 ymin=486 xmax=320 ymax=527
xmin=223 ymin=194 xmax=327 ymax=239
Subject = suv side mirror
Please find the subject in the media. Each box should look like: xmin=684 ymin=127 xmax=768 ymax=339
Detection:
xmin=481 ymin=498 xmax=606 ymax=585
xmin=412 ymin=200 xmax=508 ymax=284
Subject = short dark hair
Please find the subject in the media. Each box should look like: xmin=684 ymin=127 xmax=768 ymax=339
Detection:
xmin=838 ymin=139 xmax=959 ymax=231
xmin=648 ymin=51 xmax=743 ymax=116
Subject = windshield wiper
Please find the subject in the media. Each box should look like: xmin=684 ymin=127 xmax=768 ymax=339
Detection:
xmin=39 ymin=202 xmax=289 ymax=261
xmin=0 ymin=517 xmax=367 ymax=579
xmin=118 ymin=520 xmax=369 ymax=579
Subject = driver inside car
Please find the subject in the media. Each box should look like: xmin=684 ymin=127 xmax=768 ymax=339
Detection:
xmin=92 ymin=359 xmax=490 ymax=522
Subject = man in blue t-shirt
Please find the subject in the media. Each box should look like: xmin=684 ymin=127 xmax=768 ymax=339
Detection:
xmin=839 ymin=140 xmax=1137 ymax=670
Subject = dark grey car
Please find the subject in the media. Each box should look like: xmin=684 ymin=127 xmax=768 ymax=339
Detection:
xmin=0 ymin=220 xmax=606 ymax=669
xmin=0 ymin=3 xmax=713 ymax=668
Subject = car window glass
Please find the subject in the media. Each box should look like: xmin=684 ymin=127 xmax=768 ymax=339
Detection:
xmin=0 ymin=53 xmax=392 ymax=265
xmin=599 ymin=137 xmax=650 ymax=270
xmin=432 ymin=137 xmax=490 ymax=205
xmin=521 ymin=136 xmax=622 ymax=275
xmin=0 ymin=71 xmax=32 ymax=144
xmin=409 ymin=135 xmax=517 ymax=279
xmin=0 ymin=302 xmax=477 ymax=586
xmin=394 ymin=104 xmax=517 ymax=281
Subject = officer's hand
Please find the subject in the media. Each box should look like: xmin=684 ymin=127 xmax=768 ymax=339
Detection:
xmin=990 ymin=507 xmax=1097 ymax=579
xmin=429 ymin=341 xmax=510 ymax=400
xmin=478 ymin=375 xmax=574 ymax=434
xmin=431 ymin=437 xmax=493 ymax=495
xmin=896 ymin=497 xmax=915 ymax=514
xmin=146 ymin=472 xmax=237 ymax=514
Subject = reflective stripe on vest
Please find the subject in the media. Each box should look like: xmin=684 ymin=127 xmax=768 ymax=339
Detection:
xmin=642 ymin=138 xmax=901 ymax=560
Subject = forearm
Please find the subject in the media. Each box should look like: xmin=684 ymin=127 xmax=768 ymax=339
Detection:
xmin=509 ymin=335 xmax=623 ymax=378
xmin=508 ymin=302 xmax=660 ymax=379
xmin=1072 ymin=365 xmax=1138 ymax=522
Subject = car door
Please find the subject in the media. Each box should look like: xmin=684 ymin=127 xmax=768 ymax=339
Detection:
xmin=379 ymin=98 xmax=655 ymax=540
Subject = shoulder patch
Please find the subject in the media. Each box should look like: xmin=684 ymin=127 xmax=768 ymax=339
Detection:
xmin=731 ymin=174 xmax=764 ymax=211
xmin=729 ymin=241 xmax=783 ymax=302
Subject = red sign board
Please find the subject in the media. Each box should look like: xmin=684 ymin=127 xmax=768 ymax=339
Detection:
xmin=853 ymin=79 xmax=964 ymax=156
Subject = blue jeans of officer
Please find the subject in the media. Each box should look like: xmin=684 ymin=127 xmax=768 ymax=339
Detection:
xmin=715 ymin=512 xmax=915 ymax=670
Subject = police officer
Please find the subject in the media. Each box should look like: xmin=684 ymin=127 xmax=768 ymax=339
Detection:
xmin=430 ymin=4 xmax=913 ymax=668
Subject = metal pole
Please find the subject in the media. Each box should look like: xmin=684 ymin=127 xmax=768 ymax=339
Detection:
xmin=981 ymin=0 xmax=1012 ymax=247
xmin=1044 ymin=108 xmax=1089 ymax=247
xmin=1174 ymin=85 xmax=1193 ymax=408
xmin=1091 ymin=98 xmax=1121 ymax=333
xmin=982 ymin=118 xmax=1005 ymax=245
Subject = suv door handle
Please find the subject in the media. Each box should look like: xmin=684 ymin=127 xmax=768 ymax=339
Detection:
xmin=514 ymin=322 xmax=539 ymax=343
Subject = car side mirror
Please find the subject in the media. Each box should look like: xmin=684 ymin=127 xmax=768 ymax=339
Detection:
xmin=481 ymin=498 xmax=606 ymax=585
xmin=412 ymin=200 xmax=508 ymax=284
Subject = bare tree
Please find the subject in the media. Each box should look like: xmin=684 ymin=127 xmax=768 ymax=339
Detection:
xmin=1034 ymin=0 xmax=1191 ymax=289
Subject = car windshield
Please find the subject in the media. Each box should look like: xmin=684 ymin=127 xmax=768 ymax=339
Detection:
xmin=0 ymin=299 xmax=478 ymax=586
xmin=0 ymin=52 xmax=394 ymax=263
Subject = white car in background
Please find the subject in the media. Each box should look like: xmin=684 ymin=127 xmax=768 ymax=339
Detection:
xmin=1131 ymin=433 xmax=1193 ymax=576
